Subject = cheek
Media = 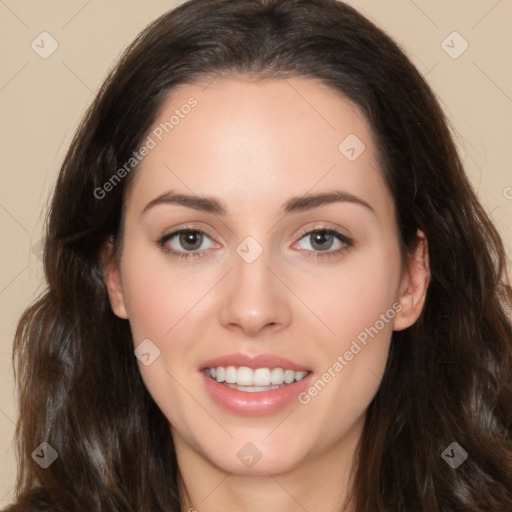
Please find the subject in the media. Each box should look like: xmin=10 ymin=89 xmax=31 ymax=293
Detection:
xmin=295 ymin=242 xmax=401 ymax=413
xmin=119 ymin=242 xmax=213 ymax=342
xmin=119 ymin=245 xmax=208 ymax=430
xmin=304 ymin=241 xmax=402 ymax=346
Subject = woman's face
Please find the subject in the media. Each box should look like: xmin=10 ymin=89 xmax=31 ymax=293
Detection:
xmin=105 ymin=76 xmax=428 ymax=476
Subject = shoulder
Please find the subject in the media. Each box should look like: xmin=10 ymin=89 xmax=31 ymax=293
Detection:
xmin=2 ymin=488 xmax=61 ymax=512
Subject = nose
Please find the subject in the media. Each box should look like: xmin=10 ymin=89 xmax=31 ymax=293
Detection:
xmin=218 ymin=248 xmax=292 ymax=337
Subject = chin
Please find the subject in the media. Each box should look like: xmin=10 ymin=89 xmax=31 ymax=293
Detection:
xmin=204 ymin=439 xmax=307 ymax=476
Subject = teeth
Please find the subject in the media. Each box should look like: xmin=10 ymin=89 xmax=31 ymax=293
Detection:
xmin=205 ymin=366 xmax=309 ymax=387
xmin=224 ymin=383 xmax=280 ymax=392
xmin=284 ymin=369 xmax=295 ymax=384
xmin=216 ymin=367 xmax=225 ymax=383
xmin=237 ymin=366 xmax=253 ymax=386
xmin=225 ymin=366 xmax=237 ymax=384
xmin=270 ymin=368 xmax=285 ymax=385
xmin=254 ymin=368 xmax=271 ymax=386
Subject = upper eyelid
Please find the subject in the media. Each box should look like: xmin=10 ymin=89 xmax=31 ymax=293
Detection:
xmin=161 ymin=223 xmax=349 ymax=238
xmin=161 ymin=224 xmax=352 ymax=249
xmin=295 ymin=224 xmax=351 ymax=239
xmin=161 ymin=224 xmax=215 ymax=240
xmin=292 ymin=228 xmax=352 ymax=251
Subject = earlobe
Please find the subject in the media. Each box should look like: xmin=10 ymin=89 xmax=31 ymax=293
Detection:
xmin=100 ymin=237 xmax=128 ymax=320
xmin=393 ymin=230 xmax=430 ymax=331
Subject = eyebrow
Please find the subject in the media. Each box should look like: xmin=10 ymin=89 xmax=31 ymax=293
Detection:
xmin=141 ymin=190 xmax=375 ymax=216
xmin=283 ymin=191 xmax=374 ymax=214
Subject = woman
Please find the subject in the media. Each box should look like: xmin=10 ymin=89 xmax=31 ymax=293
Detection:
xmin=7 ymin=0 xmax=512 ymax=510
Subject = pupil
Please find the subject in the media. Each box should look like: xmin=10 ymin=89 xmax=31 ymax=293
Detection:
xmin=180 ymin=231 xmax=202 ymax=250
xmin=311 ymin=231 xmax=333 ymax=250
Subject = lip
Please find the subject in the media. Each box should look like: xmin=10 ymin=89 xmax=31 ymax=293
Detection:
xmin=200 ymin=353 xmax=311 ymax=372
xmin=201 ymin=370 xmax=315 ymax=416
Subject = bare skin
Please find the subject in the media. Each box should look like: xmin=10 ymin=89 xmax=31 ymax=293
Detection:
xmin=104 ymin=76 xmax=429 ymax=512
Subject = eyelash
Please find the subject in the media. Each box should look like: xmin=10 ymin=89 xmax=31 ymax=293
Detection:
xmin=156 ymin=225 xmax=353 ymax=260
xmin=294 ymin=226 xmax=353 ymax=259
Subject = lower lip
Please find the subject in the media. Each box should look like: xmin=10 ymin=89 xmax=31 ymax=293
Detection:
xmin=201 ymin=371 xmax=314 ymax=416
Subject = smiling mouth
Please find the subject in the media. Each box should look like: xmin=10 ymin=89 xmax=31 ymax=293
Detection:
xmin=204 ymin=366 xmax=311 ymax=392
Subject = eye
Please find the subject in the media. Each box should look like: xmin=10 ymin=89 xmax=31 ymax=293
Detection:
xmin=294 ymin=227 xmax=352 ymax=257
xmin=157 ymin=226 xmax=352 ymax=260
xmin=158 ymin=228 xmax=217 ymax=259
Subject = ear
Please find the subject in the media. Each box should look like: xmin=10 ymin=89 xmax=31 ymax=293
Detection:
xmin=100 ymin=237 xmax=128 ymax=319
xmin=393 ymin=229 xmax=430 ymax=331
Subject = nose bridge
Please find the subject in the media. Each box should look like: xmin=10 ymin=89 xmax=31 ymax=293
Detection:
xmin=218 ymin=237 xmax=292 ymax=335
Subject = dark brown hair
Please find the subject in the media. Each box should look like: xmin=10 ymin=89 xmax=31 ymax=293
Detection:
xmin=9 ymin=0 xmax=512 ymax=510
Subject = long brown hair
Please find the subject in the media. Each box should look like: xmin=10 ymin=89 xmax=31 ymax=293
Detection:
xmin=9 ymin=0 xmax=512 ymax=510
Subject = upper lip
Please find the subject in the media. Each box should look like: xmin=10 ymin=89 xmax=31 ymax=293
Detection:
xmin=200 ymin=353 xmax=311 ymax=372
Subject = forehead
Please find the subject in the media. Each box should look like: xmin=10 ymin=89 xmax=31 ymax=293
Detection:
xmin=125 ymin=76 xmax=390 ymax=217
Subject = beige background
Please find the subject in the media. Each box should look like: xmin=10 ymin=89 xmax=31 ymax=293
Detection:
xmin=1 ymin=0 xmax=511 ymax=505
